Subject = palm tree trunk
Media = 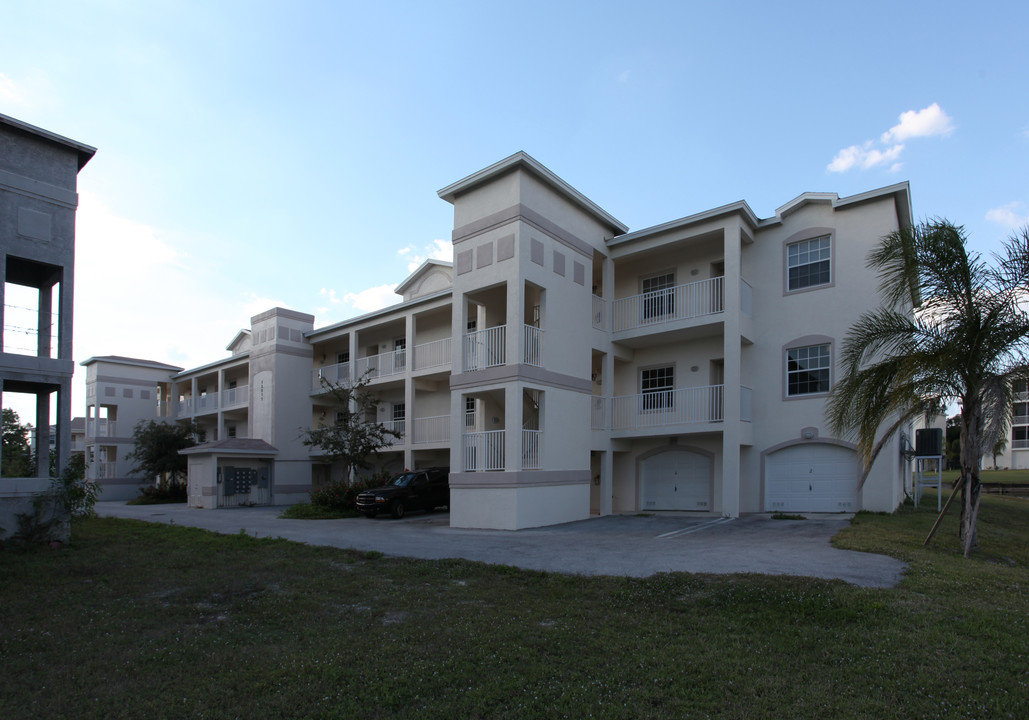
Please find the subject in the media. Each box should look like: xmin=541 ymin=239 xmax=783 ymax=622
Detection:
xmin=959 ymin=404 xmax=981 ymax=552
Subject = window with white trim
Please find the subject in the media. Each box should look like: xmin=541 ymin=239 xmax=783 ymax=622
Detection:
xmin=787 ymin=344 xmax=831 ymax=396
xmin=641 ymin=366 xmax=674 ymax=410
xmin=392 ymin=403 xmax=406 ymax=435
xmin=787 ymin=235 xmax=831 ymax=291
xmin=465 ymin=397 xmax=476 ymax=428
xmin=641 ymin=272 xmax=675 ymax=321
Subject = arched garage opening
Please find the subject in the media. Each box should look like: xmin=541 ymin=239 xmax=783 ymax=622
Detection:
xmin=763 ymin=442 xmax=858 ymax=512
xmin=638 ymin=447 xmax=712 ymax=511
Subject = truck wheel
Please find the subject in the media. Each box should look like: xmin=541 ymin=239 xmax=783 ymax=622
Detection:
xmin=391 ymin=501 xmax=406 ymax=519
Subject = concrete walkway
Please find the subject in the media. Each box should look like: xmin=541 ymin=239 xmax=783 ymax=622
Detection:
xmin=96 ymin=502 xmax=908 ymax=588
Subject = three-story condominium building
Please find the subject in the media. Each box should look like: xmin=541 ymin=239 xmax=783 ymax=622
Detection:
xmin=85 ymin=152 xmax=913 ymax=528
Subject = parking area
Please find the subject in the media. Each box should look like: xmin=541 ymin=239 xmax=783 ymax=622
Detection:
xmin=95 ymin=502 xmax=908 ymax=588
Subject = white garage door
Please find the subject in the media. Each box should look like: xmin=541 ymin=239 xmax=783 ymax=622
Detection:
xmin=765 ymin=444 xmax=858 ymax=512
xmin=640 ymin=450 xmax=712 ymax=511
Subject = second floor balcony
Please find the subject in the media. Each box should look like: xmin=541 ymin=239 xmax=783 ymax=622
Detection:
xmin=86 ymin=419 xmax=117 ymax=438
xmin=610 ymin=276 xmax=751 ymax=334
xmin=591 ymin=385 xmax=753 ymax=433
xmin=463 ymin=324 xmax=543 ymax=371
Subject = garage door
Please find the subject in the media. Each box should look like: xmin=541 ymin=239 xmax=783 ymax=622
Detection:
xmin=640 ymin=450 xmax=712 ymax=511
xmin=764 ymin=443 xmax=858 ymax=512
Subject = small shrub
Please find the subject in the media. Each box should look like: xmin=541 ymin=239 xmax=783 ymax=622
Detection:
xmin=131 ymin=479 xmax=187 ymax=504
xmin=310 ymin=472 xmax=390 ymax=512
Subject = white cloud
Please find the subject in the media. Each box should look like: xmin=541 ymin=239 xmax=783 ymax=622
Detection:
xmin=881 ymin=103 xmax=955 ymax=143
xmin=343 ymin=284 xmax=399 ymax=313
xmin=401 ymin=238 xmax=453 ymax=273
xmin=827 ymin=142 xmax=904 ymax=173
xmin=318 ymin=287 xmax=343 ymax=304
xmin=828 ymin=103 xmax=952 ymax=173
xmin=986 ymin=202 xmax=1029 ymax=230
xmin=0 ymin=73 xmax=26 ymax=106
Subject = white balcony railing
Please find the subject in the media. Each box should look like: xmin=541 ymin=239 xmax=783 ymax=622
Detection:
xmin=222 ymin=385 xmax=249 ymax=409
xmin=95 ymin=462 xmax=117 ymax=479
xmin=612 ymin=276 xmax=725 ymax=332
xmin=86 ymin=419 xmax=117 ymax=438
xmin=413 ymin=337 xmax=452 ymax=371
xmin=610 ymin=385 xmax=725 ymax=430
xmin=1013 ymin=415 xmax=1029 ymax=426
xmin=383 ymin=419 xmax=405 ymax=439
xmin=464 ymin=430 xmax=505 ymax=472
xmin=522 ymin=429 xmax=543 ymax=470
xmin=1014 ymin=439 xmax=1029 ymax=449
xmin=356 ymin=349 xmax=406 ymax=380
xmin=523 ymin=325 xmax=543 ymax=367
xmin=413 ymin=415 xmax=450 ymax=444
xmin=592 ymin=295 xmax=606 ymax=330
xmin=464 ymin=325 xmax=506 ymax=371
xmin=312 ymin=362 xmax=351 ymax=391
xmin=177 ymin=399 xmax=193 ymax=418
xmin=195 ymin=394 xmax=218 ymax=413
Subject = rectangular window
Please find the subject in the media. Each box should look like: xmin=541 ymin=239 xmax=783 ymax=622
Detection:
xmin=392 ymin=403 xmax=405 ymax=436
xmin=641 ymin=273 xmax=675 ymax=321
xmin=787 ymin=344 xmax=831 ymax=396
xmin=337 ymin=351 xmax=350 ymax=365
xmin=227 ymin=425 xmax=236 ymax=438
xmin=787 ymin=236 xmax=831 ymax=291
xmin=641 ymin=366 xmax=674 ymax=411
xmin=1013 ymin=426 xmax=1029 ymax=448
xmin=465 ymin=397 xmax=476 ymax=428
xmin=394 ymin=338 xmax=406 ymax=369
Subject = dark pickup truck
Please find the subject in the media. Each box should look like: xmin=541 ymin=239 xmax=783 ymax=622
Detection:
xmin=355 ymin=467 xmax=450 ymax=519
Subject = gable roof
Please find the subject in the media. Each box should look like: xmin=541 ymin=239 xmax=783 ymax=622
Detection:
xmin=438 ymin=151 xmax=628 ymax=235
xmin=394 ymin=259 xmax=453 ymax=296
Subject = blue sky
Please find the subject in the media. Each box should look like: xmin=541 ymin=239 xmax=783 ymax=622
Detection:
xmin=2 ymin=0 xmax=1028 ymax=421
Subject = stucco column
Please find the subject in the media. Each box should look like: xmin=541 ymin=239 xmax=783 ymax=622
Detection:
xmin=721 ymin=221 xmax=743 ymax=518
xmin=35 ymin=391 xmax=50 ymax=478
xmin=602 ymin=254 xmax=615 ymax=330
xmin=504 ymin=386 xmax=520 ymax=472
xmin=600 ymin=449 xmax=613 ymax=516
xmin=403 ymin=313 xmax=415 ymax=469
xmin=37 ymin=283 xmax=53 ymax=358
xmin=56 ymin=380 xmax=71 ymax=475
xmin=507 ymin=280 xmax=524 ymax=366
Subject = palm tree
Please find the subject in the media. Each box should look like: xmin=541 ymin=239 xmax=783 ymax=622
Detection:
xmin=827 ymin=219 xmax=1029 ymax=556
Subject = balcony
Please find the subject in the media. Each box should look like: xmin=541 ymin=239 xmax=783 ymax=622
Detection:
xmin=195 ymin=394 xmax=218 ymax=414
xmin=463 ymin=324 xmax=543 ymax=371
xmin=590 ymin=385 xmax=754 ymax=433
xmin=461 ymin=429 xmax=543 ymax=471
xmin=521 ymin=429 xmax=543 ymax=469
xmin=312 ymin=361 xmax=351 ymax=392
xmin=464 ymin=326 xmax=506 ymax=370
xmin=355 ymin=349 xmax=406 ymax=381
xmin=463 ymin=430 xmax=505 ymax=471
xmin=413 ymin=337 xmax=452 ymax=372
xmin=94 ymin=462 xmax=117 ymax=479
xmin=383 ymin=419 xmax=405 ymax=439
xmin=222 ymin=385 xmax=249 ymax=409
xmin=413 ymin=415 xmax=450 ymax=444
xmin=612 ymin=277 xmax=724 ymax=333
xmin=86 ymin=419 xmax=117 ymax=438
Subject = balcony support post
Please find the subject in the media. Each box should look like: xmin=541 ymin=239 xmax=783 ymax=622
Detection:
xmin=721 ymin=220 xmax=744 ymax=518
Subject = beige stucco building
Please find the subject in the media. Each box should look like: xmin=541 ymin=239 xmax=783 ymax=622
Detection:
xmin=84 ymin=152 xmax=914 ymax=528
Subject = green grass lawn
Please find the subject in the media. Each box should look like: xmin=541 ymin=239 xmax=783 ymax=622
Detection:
xmin=940 ymin=468 xmax=1029 ymax=485
xmin=2 ymin=495 xmax=1027 ymax=719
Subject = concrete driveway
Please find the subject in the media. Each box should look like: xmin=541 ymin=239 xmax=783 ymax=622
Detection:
xmin=95 ymin=502 xmax=908 ymax=588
